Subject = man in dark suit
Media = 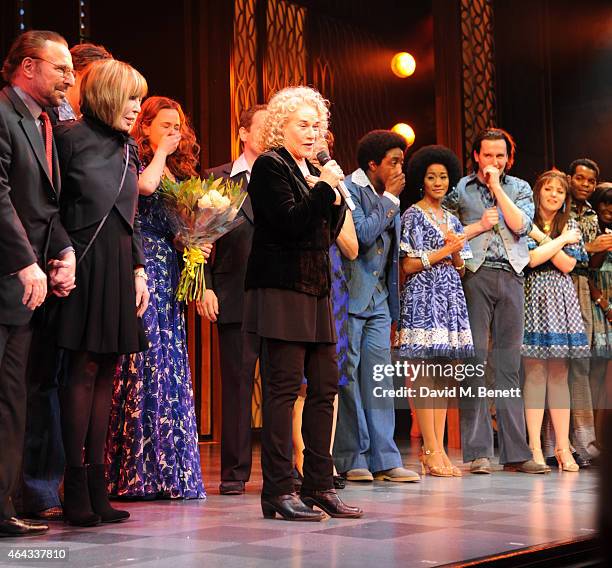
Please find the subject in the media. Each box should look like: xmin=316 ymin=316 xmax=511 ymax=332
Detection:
xmin=0 ymin=30 xmax=76 ymax=536
xmin=200 ymin=104 xmax=267 ymax=495
xmin=19 ymin=41 xmax=112 ymax=524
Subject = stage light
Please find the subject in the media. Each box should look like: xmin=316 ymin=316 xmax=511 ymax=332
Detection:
xmin=392 ymin=123 xmax=415 ymax=147
xmin=391 ymin=52 xmax=416 ymax=78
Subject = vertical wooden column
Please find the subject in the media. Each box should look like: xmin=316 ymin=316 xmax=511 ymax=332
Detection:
xmin=432 ymin=0 xmax=498 ymax=449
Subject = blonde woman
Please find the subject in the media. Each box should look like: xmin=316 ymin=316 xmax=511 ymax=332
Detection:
xmin=54 ymin=59 xmax=148 ymax=526
xmin=244 ymin=86 xmax=362 ymax=521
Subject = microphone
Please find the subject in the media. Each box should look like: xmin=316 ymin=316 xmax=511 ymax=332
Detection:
xmin=315 ymin=151 xmax=356 ymax=211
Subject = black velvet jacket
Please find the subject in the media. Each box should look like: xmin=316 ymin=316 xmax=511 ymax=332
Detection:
xmin=245 ymin=147 xmax=346 ymax=297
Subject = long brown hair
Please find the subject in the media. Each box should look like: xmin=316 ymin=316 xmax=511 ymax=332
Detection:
xmin=131 ymin=96 xmax=199 ymax=179
xmin=532 ymin=170 xmax=571 ymax=238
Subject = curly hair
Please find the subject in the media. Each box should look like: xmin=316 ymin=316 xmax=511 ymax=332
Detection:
xmin=131 ymin=96 xmax=199 ymax=180
xmin=260 ymin=86 xmax=329 ymax=152
xmin=532 ymin=169 xmax=571 ymax=239
xmin=405 ymin=145 xmax=462 ymax=193
xmin=591 ymin=182 xmax=612 ymax=210
xmin=356 ymin=130 xmax=407 ymax=172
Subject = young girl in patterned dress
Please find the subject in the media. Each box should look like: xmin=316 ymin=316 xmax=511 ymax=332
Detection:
xmin=522 ymin=170 xmax=590 ymax=472
xmin=396 ymin=145 xmax=474 ymax=477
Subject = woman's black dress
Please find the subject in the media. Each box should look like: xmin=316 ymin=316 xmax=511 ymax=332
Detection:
xmin=54 ymin=115 xmax=148 ymax=355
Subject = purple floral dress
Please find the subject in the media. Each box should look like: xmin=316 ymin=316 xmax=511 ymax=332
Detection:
xmin=106 ymin=189 xmax=205 ymax=499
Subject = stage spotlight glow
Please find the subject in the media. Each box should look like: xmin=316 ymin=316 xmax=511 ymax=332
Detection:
xmin=392 ymin=123 xmax=415 ymax=147
xmin=391 ymin=52 xmax=416 ymax=78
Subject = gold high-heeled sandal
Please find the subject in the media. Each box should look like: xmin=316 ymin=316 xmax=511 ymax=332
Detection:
xmin=419 ymin=448 xmax=452 ymax=477
xmin=441 ymin=450 xmax=462 ymax=476
xmin=449 ymin=463 xmax=463 ymax=477
xmin=554 ymin=448 xmax=579 ymax=472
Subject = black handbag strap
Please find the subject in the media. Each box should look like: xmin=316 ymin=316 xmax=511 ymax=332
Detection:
xmin=77 ymin=144 xmax=130 ymax=266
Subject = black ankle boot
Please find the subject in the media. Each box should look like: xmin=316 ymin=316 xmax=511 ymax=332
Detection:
xmin=63 ymin=466 xmax=101 ymax=527
xmin=300 ymin=488 xmax=363 ymax=518
xmin=87 ymin=464 xmax=130 ymax=523
xmin=261 ymin=493 xmax=324 ymax=521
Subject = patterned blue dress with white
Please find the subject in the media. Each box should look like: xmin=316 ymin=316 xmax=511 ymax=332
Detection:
xmin=106 ymin=188 xmax=206 ymax=499
xmin=395 ymin=205 xmax=474 ymax=359
xmin=522 ymin=218 xmax=590 ymax=359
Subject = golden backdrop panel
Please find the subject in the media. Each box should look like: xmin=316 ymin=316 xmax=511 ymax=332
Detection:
xmin=231 ymin=0 xmax=259 ymax=161
xmin=263 ymin=0 xmax=307 ymax=100
xmin=461 ymin=0 xmax=497 ymax=167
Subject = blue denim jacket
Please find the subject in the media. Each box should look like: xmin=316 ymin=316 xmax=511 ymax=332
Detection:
xmin=444 ymin=173 xmax=534 ymax=274
xmin=342 ymin=169 xmax=400 ymax=321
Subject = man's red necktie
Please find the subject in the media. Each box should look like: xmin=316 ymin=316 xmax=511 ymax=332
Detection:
xmin=39 ymin=111 xmax=53 ymax=176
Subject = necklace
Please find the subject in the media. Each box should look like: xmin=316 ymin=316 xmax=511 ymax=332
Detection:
xmin=423 ymin=205 xmax=447 ymax=229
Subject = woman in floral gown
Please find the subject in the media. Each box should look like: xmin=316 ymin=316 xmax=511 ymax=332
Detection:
xmin=106 ymin=97 xmax=208 ymax=499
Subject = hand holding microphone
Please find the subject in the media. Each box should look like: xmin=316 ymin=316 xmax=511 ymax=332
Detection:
xmin=316 ymin=151 xmax=356 ymax=211
xmin=318 ymin=160 xmax=344 ymax=189
xmin=483 ymin=165 xmax=501 ymax=190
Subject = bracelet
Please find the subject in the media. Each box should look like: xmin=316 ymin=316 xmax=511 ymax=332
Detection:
xmin=454 ymin=261 xmax=466 ymax=270
xmin=539 ymin=236 xmax=552 ymax=245
xmin=134 ymin=269 xmax=148 ymax=282
xmin=420 ymin=252 xmax=431 ymax=270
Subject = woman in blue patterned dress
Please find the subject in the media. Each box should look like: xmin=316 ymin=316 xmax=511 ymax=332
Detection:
xmin=522 ymin=170 xmax=590 ymax=473
xmin=396 ymin=145 xmax=474 ymax=477
xmin=106 ymin=97 xmax=208 ymax=499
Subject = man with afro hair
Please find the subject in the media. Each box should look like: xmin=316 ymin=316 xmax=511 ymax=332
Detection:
xmin=333 ymin=130 xmax=420 ymax=483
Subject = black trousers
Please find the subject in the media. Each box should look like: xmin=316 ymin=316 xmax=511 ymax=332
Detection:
xmin=19 ymin=318 xmax=64 ymax=513
xmin=0 ymin=323 xmax=33 ymax=519
xmin=218 ymin=324 xmax=262 ymax=482
xmin=261 ymin=338 xmax=338 ymax=496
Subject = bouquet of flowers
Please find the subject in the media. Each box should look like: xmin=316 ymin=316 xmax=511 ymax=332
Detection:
xmin=158 ymin=175 xmax=246 ymax=302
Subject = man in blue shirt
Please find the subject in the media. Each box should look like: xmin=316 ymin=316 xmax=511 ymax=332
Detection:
xmin=334 ymin=130 xmax=420 ymax=483
xmin=445 ymin=128 xmax=547 ymax=474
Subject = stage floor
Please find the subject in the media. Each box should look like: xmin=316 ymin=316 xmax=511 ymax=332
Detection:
xmin=0 ymin=441 xmax=599 ymax=567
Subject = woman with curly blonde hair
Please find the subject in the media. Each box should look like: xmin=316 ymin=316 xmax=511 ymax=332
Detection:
xmin=244 ymin=86 xmax=362 ymax=521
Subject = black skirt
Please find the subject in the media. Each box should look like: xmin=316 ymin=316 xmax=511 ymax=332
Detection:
xmin=55 ymin=209 xmax=148 ymax=355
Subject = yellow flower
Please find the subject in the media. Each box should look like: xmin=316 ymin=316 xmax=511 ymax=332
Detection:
xmin=183 ymin=246 xmax=207 ymax=278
